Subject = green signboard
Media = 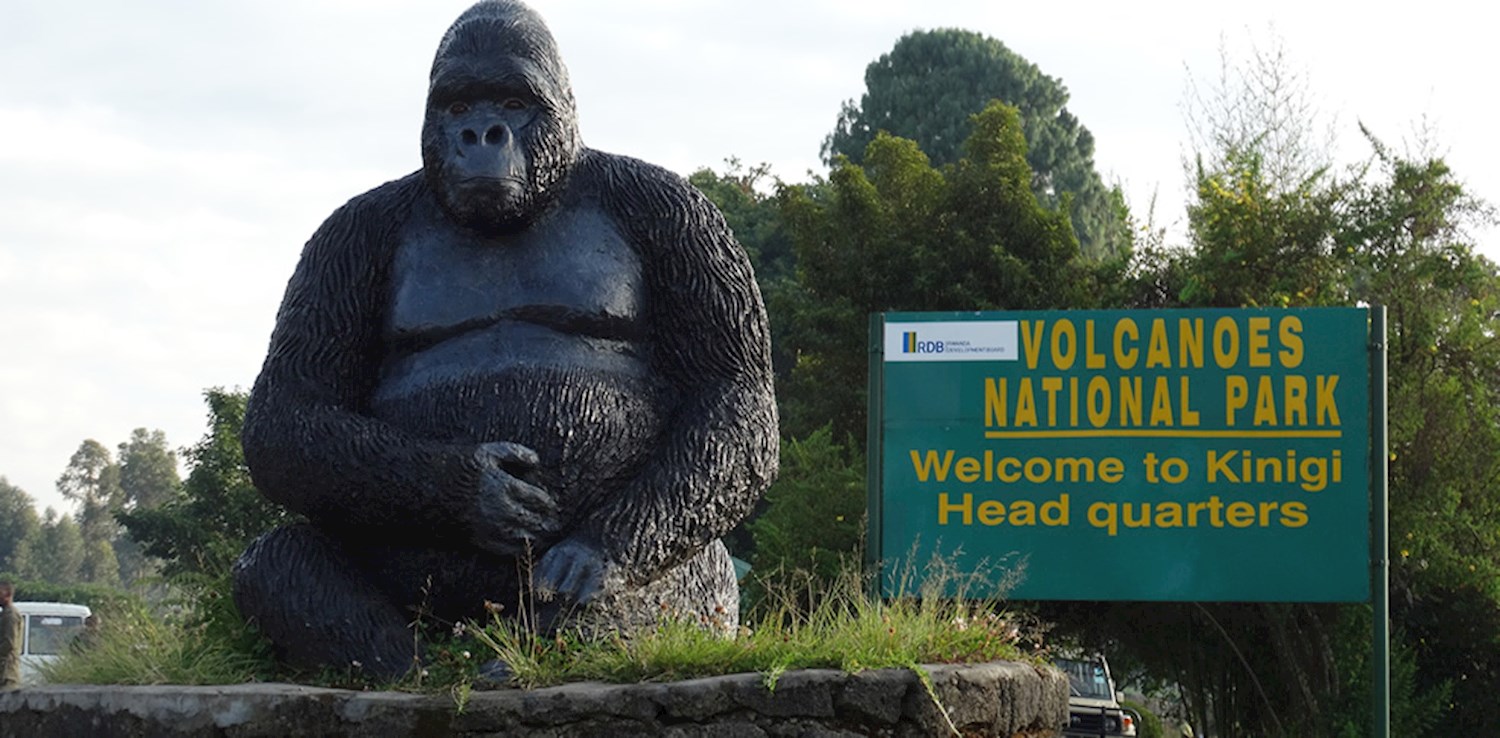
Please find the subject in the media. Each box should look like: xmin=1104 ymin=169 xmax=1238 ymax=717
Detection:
xmin=868 ymin=308 xmax=1372 ymax=602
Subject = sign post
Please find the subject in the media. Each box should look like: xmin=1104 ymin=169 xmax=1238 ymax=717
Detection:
xmin=1370 ymin=305 xmax=1390 ymax=738
xmin=867 ymin=307 xmax=1388 ymax=730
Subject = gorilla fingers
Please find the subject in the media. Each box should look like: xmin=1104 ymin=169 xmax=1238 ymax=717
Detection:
xmin=471 ymin=441 xmax=561 ymax=555
xmin=534 ymin=534 xmax=621 ymax=604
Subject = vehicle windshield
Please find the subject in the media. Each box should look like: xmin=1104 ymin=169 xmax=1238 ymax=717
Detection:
xmin=1056 ymin=658 xmax=1114 ymax=699
xmin=27 ymin=615 xmax=84 ymax=656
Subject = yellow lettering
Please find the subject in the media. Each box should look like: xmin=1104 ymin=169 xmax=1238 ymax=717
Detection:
xmin=1180 ymin=318 xmax=1204 ymax=368
xmin=1042 ymin=494 xmax=1070 ymax=525
xmin=1225 ymin=376 xmax=1248 ymax=425
xmin=1281 ymin=501 xmax=1309 ymax=527
xmin=1014 ymin=377 xmax=1037 ymax=427
xmin=1247 ymin=316 xmax=1271 ymax=367
xmin=938 ymin=493 xmax=971 ymax=525
xmin=984 ymin=378 xmax=1007 ymax=428
xmin=1009 ymin=500 xmax=1037 ymax=526
xmin=1180 ymin=377 xmax=1200 ymax=426
xmin=1253 ymin=376 xmax=1277 ymax=426
xmin=1087 ymin=376 xmax=1111 ymax=427
xmin=1021 ymin=320 xmax=1044 ymax=369
xmin=1084 ymin=321 xmax=1105 ymax=369
xmin=1088 ymin=502 xmax=1119 ymax=536
xmin=955 ymin=456 xmax=980 ymax=483
xmin=1145 ymin=318 xmax=1171 ymax=368
xmin=1119 ymin=376 xmax=1143 ymax=427
xmin=911 ymin=450 xmax=954 ymax=482
xmin=1149 ymin=376 xmax=1174 ymax=426
xmin=1113 ymin=318 xmax=1139 ymax=370
xmin=1213 ymin=317 xmax=1240 ymax=368
xmin=977 ymin=499 xmax=1005 ymax=525
xmin=1317 ymin=375 xmax=1341 ymax=425
xmin=1279 ymin=316 xmax=1304 ymax=368
xmin=1051 ymin=319 xmax=1076 ymax=370
xmin=1042 ymin=377 xmax=1063 ymax=427
xmin=1284 ymin=376 xmax=1308 ymax=426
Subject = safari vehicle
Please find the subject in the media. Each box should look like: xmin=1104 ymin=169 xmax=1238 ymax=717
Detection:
xmin=12 ymin=601 xmax=91 ymax=684
xmin=1055 ymin=655 xmax=1137 ymax=738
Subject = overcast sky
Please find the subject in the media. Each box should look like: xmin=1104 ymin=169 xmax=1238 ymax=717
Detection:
xmin=2 ymin=0 xmax=1495 ymax=515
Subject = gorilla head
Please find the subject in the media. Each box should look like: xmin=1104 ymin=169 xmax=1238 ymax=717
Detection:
xmin=421 ymin=0 xmax=582 ymax=234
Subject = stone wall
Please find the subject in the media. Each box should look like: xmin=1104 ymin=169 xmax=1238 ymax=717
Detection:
xmin=0 ymin=661 xmax=1066 ymax=737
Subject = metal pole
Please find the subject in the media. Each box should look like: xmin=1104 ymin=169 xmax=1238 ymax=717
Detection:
xmin=1371 ymin=305 xmax=1390 ymax=738
xmin=866 ymin=313 xmax=886 ymax=597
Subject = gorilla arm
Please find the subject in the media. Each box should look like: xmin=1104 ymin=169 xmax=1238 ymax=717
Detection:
xmin=536 ymin=158 xmax=779 ymax=599
xmin=243 ymin=179 xmax=558 ymax=549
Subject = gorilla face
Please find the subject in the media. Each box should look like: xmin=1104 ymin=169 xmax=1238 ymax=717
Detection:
xmin=421 ymin=1 xmax=581 ymax=234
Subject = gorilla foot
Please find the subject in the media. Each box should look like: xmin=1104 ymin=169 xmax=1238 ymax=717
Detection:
xmin=233 ymin=524 xmax=417 ymax=680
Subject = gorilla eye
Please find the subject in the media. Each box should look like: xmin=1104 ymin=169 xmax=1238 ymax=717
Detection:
xmin=502 ymin=98 xmax=528 ymax=111
xmin=448 ymin=102 xmax=470 ymax=115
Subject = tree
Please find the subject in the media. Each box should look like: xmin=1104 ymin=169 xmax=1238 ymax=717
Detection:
xmin=1339 ymin=134 xmax=1500 ymax=736
xmin=0 ymin=477 xmax=40 ymax=573
xmin=56 ymin=439 xmax=122 ymax=510
xmin=822 ymin=29 xmax=1130 ymax=259
xmin=781 ymin=102 xmax=1095 ymax=445
xmin=120 ymin=389 xmax=297 ymax=579
xmin=745 ymin=427 xmax=865 ymax=609
xmin=57 ymin=439 xmax=124 ymax=586
xmin=689 ymin=160 xmax=796 ymax=287
xmin=117 ymin=428 xmax=181 ymax=511
xmin=1055 ymin=40 xmax=1499 ymax=736
xmin=12 ymin=508 xmax=84 ymax=585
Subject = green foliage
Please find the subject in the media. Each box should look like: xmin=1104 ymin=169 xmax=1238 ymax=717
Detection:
xmin=1339 ymin=134 xmax=1500 ymax=735
xmin=12 ymin=508 xmax=85 ymax=584
xmin=823 ymin=28 xmax=1129 ymax=259
xmin=119 ymin=389 xmax=297 ymax=579
xmin=80 ymin=537 xmax=121 ymax=588
xmin=474 ymin=556 xmax=1026 ymax=689
xmin=688 ymin=159 xmax=795 ymax=286
xmin=745 ymin=427 xmax=865 ymax=609
xmin=1326 ymin=607 xmax=1448 ymax=738
xmin=780 ymin=102 xmax=1096 ymax=443
xmin=1071 ymin=64 xmax=1500 ymax=735
xmin=117 ymin=428 xmax=182 ymax=511
xmin=0 ymin=576 xmax=143 ymax=612
xmin=40 ymin=597 xmax=269 ymax=686
xmin=56 ymin=439 xmax=123 ymax=509
xmin=1122 ymin=698 xmax=1164 ymax=738
xmin=1181 ymin=147 xmax=1348 ymax=308
xmin=0 ymin=477 xmax=39 ymax=572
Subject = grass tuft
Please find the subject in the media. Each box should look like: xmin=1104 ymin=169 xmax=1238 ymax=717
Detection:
xmin=41 ymin=550 xmax=1034 ymax=694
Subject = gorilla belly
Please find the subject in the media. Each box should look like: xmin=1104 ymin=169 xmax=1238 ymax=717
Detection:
xmin=371 ymin=320 xmax=666 ymax=517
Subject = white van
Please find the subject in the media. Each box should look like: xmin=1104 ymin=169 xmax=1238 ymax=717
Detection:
xmin=11 ymin=602 xmax=91 ymax=684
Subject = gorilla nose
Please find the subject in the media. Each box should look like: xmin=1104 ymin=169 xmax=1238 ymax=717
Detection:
xmin=459 ymin=125 xmax=511 ymax=147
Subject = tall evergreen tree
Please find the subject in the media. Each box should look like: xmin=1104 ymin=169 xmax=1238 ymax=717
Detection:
xmin=12 ymin=508 xmax=84 ymax=585
xmin=823 ymin=29 xmax=1130 ymax=259
xmin=783 ymin=102 xmax=1095 ymax=444
xmin=0 ymin=477 xmax=40 ymax=573
xmin=117 ymin=428 xmax=181 ymax=511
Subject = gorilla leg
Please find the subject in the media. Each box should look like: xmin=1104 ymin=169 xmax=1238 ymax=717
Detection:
xmin=232 ymin=524 xmax=415 ymax=679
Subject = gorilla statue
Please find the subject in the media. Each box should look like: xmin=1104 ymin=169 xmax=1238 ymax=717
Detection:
xmin=232 ymin=0 xmax=778 ymax=679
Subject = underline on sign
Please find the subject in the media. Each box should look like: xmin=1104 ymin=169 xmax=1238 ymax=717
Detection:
xmin=982 ymin=429 xmax=1343 ymax=439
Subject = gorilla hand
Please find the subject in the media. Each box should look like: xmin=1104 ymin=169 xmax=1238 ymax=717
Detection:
xmin=471 ymin=441 xmax=560 ymax=555
xmin=535 ymin=534 xmax=621 ymax=604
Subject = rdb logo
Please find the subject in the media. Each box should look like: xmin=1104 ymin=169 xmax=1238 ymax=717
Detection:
xmin=903 ymin=332 xmax=945 ymax=353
